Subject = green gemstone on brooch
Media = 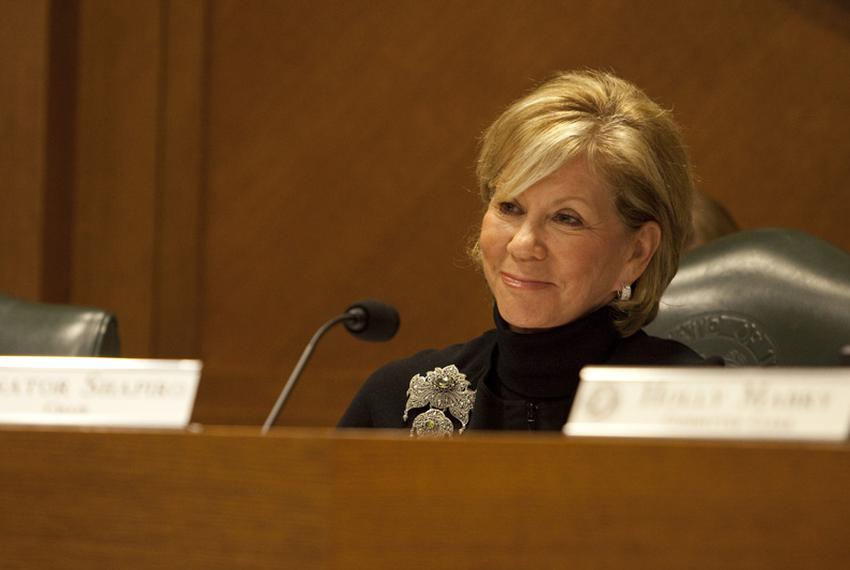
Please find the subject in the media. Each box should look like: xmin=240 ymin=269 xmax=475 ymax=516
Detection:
xmin=436 ymin=375 xmax=455 ymax=390
xmin=410 ymin=408 xmax=453 ymax=438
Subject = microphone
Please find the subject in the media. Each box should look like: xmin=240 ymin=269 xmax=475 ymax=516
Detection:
xmin=261 ymin=299 xmax=400 ymax=434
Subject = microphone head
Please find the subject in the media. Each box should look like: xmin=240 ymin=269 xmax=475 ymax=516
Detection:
xmin=343 ymin=299 xmax=400 ymax=342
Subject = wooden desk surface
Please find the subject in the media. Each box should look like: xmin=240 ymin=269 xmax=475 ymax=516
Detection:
xmin=1 ymin=426 xmax=848 ymax=569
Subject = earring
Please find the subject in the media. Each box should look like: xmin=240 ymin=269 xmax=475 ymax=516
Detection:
xmin=617 ymin=283 xmax=632 ymax=301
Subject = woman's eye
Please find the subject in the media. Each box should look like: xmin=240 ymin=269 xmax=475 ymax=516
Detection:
xmin=496 ymin=201 xmax=521 ymax=215
xmin=553 ymin=212 xmax=583 ymax=227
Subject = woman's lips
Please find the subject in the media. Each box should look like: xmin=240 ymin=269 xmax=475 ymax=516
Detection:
xmin=500 ymin=272 xmax=552 ymax=290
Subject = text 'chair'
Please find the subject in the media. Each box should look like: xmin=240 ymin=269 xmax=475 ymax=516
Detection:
xmin=645 ymin=229 xmax=850 ymax=366
xmin=0 ymin=293 xmax=120 ymax=357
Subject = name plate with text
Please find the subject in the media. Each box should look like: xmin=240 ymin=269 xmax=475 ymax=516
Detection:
xmin=564 ymin=366 xmax=850 ymax=441
xmin=0 ymin=356 xmax=201 ymax=429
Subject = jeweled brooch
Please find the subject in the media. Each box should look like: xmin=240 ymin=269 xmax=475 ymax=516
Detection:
xmin=404 ymin=365 xmax=475 ymax=437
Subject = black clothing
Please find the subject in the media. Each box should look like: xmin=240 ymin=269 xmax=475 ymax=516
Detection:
xmin=338 ymin=306 xmax=707 ymax=432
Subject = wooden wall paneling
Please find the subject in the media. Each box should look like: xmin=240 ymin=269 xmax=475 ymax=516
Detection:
xmin=152 ymin=0 xmax=207 ymax=359
xmin=0 ymin=0 xmax=49 ymax=300
xmin=199 ymin=0 xmax=495 ymax=426
xmin=192 ymin=0 xmax=850 ymax=427
xmin=669 ymin=0 xmax=850 ymax=250
xmin=72 ymin=0 xmax=163 ymax=356
xmin=42 ymin=0 xmax=80 ymax=304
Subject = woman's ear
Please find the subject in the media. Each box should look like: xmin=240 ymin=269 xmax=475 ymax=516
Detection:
xmin=621 ymin=221 xmax=661 ymax=284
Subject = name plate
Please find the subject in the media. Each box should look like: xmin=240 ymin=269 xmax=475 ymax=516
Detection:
xmin=0 ymin=356 xmax=201 ymax=429
xmin=564 ymin=366 xmax=850 ymax=441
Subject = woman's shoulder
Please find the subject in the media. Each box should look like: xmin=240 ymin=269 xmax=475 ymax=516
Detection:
xmin=338 ymin=330 xmax=496 ymax=428
xmin=611 ymin=329 xmax=714 ymax=365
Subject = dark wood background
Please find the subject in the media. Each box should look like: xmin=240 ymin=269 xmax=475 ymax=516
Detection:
xmin=3 ymin=0 xmax=849 ymax=426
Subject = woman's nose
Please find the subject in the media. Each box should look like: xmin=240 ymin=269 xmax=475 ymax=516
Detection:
xmin=506 ymin=221 xmax=546 ymax=260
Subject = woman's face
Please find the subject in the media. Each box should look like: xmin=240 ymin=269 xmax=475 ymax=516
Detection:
xmin=479 ymin=159 xmax=654 ymax=331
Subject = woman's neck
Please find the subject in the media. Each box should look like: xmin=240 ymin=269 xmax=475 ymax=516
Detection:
xmin=493 ymin=305 xmax=620 ymax=400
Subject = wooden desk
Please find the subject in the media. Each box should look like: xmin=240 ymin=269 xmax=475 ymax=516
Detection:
xmin=1 ymin=427 xmax=848 ymax=569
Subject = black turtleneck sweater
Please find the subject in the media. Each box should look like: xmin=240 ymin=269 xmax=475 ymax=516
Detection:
xmin=474 ymin=307 xmax=623 ymax=430
xmin=338 ymin=307 xmax=708 ymax=432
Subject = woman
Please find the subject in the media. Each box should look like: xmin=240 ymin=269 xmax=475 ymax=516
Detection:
xmin=339 ymin=70 xmax=706 ymax=435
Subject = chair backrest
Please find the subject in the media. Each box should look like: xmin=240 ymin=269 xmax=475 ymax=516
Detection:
xmin=0 ymin=294 xmax=120 ymax=357
xmin=645 ymin=229 xmax=850 ymax=366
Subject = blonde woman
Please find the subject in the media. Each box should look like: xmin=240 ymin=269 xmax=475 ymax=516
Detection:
xmin=340 ymin=70 xmax=707 ymax=435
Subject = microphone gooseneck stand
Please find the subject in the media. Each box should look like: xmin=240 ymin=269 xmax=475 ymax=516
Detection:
xmin=261 ymin=300 xmax=399 ymax=435
xmin=261 ymin=312 xmax=351 ymax=435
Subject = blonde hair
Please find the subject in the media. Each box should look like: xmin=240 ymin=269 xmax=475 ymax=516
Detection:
xmin=476 ymin=70 xmax=695 ymax=336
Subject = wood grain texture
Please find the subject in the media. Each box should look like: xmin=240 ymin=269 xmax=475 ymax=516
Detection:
xmin=331 ymin=433 xmax=850 ymax=569
xmin=0 ymin=427 xmax=329 ymax=569
xmin=0 ymin=427 xmax=848 ymax=569
xmin=0 ymin=0 xmax=49 ymax=299
xmin=71 ymin=0 xmax=162 ymax=355
xmin=152 ymin=0 xmax=206 ymax=358
xmin=42 ymin=0 xmax=79 ymax=304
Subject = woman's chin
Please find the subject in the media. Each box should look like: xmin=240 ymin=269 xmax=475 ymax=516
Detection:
xmin=500 ymin=311 xmax=565 ymax=332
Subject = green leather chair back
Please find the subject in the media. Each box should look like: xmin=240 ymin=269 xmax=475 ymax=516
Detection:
xmin=645 ymin=229 xmax=850 ymax=366
xmin=0 ymin=294 xmax=120 ymax=357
